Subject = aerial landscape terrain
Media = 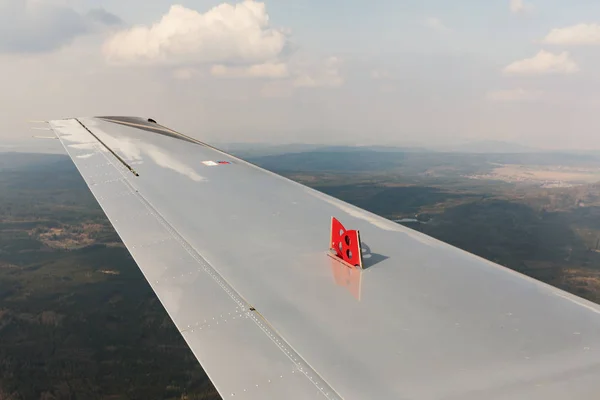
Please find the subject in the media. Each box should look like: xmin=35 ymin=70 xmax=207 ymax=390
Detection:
xmin=1 ymin=148 xmax=600 ymax=399
xmin=6 ymin=0 xmax=600 ymax=397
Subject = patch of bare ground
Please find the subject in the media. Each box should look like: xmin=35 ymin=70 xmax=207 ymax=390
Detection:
xmin=99 ymin=270 xmax=120 ymax=275
xmin=559 ymin=268 xmax=600 ymax=302
xmin=29 ymin=223 xmax=112 ymax=249
xmin=0 ymin=262 xmax=19 ymax=270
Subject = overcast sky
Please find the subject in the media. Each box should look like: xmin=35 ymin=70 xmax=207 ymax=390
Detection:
xmin=2 ymin=0 xmax=600 ymax=151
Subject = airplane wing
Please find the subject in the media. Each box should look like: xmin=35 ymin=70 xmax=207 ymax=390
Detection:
xmin=48 ymin=116 xmax=600 ymax=399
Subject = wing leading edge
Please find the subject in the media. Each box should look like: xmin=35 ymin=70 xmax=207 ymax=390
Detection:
xmin=48 ymin=117 xmax=600 ymax=400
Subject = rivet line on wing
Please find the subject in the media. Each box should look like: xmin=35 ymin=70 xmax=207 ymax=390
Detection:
xmin=131 ymin=237 xmax=172 ymax=250
xmin=125 ymin=181 xmax=248 ymax=312
xmin=96 ymin=189 xmax=135 ymax=201
xmin=119 ymin=180 xmax=342 ymax=400
xmin=111 ymin=211 xmax=154 ymax=224
xmin=182 ymin=309 xmax=247 ymax=333
xmin=244 ymin=309 xmax=341 ymax=399
xmin=228 ymin=374 xmax=289 ymax=398
xmin=86 ymin=171 xmax=117 ymax=180
xmin=81 ymin=162 xmax=113 ymax=170
xmin=91 ymin=177 xmax=128 ymax=188
xmin=57 ymin=124 xmax=340 ymax=398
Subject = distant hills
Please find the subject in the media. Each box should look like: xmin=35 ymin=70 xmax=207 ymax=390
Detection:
xmin=4 ymin=137 xmax=600 ymax=161
xmin=219 ymin=140 xmax=600 ymax=158
xmin=429 ymin=140 xmax=538 ymax=154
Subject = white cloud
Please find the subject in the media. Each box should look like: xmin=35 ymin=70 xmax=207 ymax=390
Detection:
xmin=255 ymin=56 xmax=344 ymax=97
xmin=423 ymin=17 xmax=450 ymax=33
xmin=509 ymin=0 xmax=534 ymax=14
xmin=503 ymin=50 xmax=579 ymax=75
xmin=211 ymin=62 xmax=289 ymax=78
xmin=103 ymin=1 xmax=287 ymax=66
xmin=486 ymin=88 xmax=543 ymax=102
xmin=293 ymin=57 xmax=344 ymax=88
xmin=0 ymin=0 xmax=120 ymax=53
xmin=543 ymin=23 xmax=600 ymax=45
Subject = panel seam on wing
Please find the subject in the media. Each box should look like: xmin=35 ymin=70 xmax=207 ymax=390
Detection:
xmin=123 ymin=179 xmax=343 ymax=400
xmin=51 ymin=118 xmax=344 ymax=399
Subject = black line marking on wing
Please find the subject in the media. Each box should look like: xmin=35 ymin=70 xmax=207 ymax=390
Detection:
xmin=75 ymin=118 xmax=140 ymax=177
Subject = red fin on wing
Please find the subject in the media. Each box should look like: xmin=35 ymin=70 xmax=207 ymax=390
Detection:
xmin=330 ymin=217 xmax=363 ymax=269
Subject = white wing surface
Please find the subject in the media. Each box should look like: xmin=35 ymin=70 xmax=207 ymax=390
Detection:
xmin=48 ymin=117 xmax=600 ymax=400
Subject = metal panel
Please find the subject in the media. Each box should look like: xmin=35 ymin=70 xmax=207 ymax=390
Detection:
xmin=50 ymin=117 xmax=600 ymax=399
xmin=49 ymin=119 xmax=336 ymax=400
xmin=181 ymin=314 xmax=329 ymax=400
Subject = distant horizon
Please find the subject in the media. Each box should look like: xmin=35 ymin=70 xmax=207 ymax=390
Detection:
xmin=3 ymin=136 xmax=600 ymax=156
